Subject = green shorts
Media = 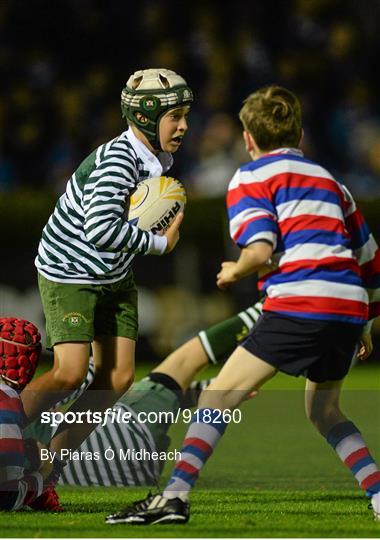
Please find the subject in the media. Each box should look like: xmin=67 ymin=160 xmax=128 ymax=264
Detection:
xmin=38 ymin=272 xmax=138 ymax=349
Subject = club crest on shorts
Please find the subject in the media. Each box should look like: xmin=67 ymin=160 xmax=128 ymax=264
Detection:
xmin=62 ymin=312 xmax=89 ymax=328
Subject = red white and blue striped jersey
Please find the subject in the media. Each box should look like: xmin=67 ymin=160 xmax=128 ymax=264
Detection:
xmin=227 ymin=148 xmax=380 ymax=324
xmin=0 ymin=383 xmax=25 ymax=483
xmin=0 ymin=383 xmax=44 ymax=510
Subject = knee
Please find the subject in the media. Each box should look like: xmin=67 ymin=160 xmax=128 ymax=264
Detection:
xmin=52 ymin=368 xmax=88 ymax=392
xmin=112 ymin=370 xmax=135 ymax=394
xmin=198 ymin=385 xmax=243 ymax=410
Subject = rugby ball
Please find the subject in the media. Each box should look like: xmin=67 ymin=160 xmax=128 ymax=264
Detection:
xmin=128 ymin=176 xmax=186 ymax=234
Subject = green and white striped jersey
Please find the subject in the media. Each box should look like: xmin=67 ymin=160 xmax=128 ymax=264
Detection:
xmin=58 ymin=376 xmax=180 ymax=487
xmin=35 ymin=129 xmax=172 ymax=284
xmin=59 ymin=402 xmax=162 ymax=487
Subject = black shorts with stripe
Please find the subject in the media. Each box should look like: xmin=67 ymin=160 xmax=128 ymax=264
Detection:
xmin=240 ymin=311 xmax=364 ymax=383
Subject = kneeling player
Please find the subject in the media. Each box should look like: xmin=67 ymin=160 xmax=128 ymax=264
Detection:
xmin=0 ymin=317 xmax=62 ymax=511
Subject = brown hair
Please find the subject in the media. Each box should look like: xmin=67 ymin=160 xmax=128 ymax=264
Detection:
xmin=239 ymin=85 xmax=302 ymax=151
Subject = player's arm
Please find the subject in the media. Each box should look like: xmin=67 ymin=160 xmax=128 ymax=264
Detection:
xmin=83 ymin=153 xmax=168 ymax=256
xmin=163 ymin=212 xmax=184 ymax=253
xmin=217 ymin=241 xmax=273 ymax=289
xmin=341 ymin=184 xmax=380 ymax=359
xmin=357 ymin=328 xmax=373 ymax=361
xmin=218 ymin=169 xmax=277 ymax=289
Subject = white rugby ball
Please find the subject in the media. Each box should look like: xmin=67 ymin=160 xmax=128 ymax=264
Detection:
xmin=128 ymin=176 xmax=186 ymax=234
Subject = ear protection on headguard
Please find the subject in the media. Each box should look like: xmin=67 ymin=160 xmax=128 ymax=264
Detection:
xmin=0 ymin=317 xmax=41 ymax=390
xmin=121 ymin=68 xmax=193 ymax=151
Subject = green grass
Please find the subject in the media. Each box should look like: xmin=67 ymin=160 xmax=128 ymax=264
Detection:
xmin=0 ymin=488 xmax=380 ymax=538
xmin=2 ymin=363 xmax=379 ymax=537
xmin=2 ymin=488 xmax=378 ymax=537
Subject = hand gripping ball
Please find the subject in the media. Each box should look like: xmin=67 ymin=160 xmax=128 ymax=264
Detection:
xmin=0 ymin=317 xmax=41 ymax=389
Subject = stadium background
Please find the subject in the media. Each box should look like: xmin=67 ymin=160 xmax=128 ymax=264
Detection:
xmin=1 ymin=0 xmax=380 ymax=364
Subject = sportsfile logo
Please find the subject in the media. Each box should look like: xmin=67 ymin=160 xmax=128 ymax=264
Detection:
xmin=151 ymin=201 xmax=181 ymax=234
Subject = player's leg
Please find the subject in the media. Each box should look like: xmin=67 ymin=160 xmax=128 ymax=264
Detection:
xmin=109 ymin=311 xmax=323 ymax=524
xmin=304 ymin=319 xmax=380 ymax=520
xmin=151 ymin=337 xmax=208 ymax=390
xmin=49 ymin=335 xmax=135 ymax=455
xmin=144 ymin=303 xmax=267 ymax=469
xmin=197 ymin=302 xmax=263 ymax=365
xmin=105 ymin=312 xmax=361 ymax=525
xmin=21 ymin=275 xmax=99 ymax=424
xmin=151 ymin=301 xmax=263 ymax=391
xmin=85 ymin=305 xmax=264 ymax=487
xmin=304 ymin=378 xmax=346 ymax=435
xmin=106 ymin=345 xmax=277 ymax=524
xmin=21 ymin=343 xmax=91 ymax=423
xmin=91 ymin=335 xmax=135 ymax=393
xmin=48 ymin=274 xmax=138 ymax=455
xmin=305 ymin=378 xmax=380 ymax=509
xmin=160 ymin=347 xmax=276 ymax=501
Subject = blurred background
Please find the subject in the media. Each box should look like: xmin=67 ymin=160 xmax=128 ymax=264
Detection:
xmin=1 ymin=0 xmax=380 ymax=363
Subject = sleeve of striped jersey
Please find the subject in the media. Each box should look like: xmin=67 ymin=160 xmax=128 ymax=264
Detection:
xmin=83 ymin=156 xmax=166 ymax=256
xmin=342 ymin=185 xmax=380 ymax=319
xmin=227 ymin=170 xmax=278 ymax=249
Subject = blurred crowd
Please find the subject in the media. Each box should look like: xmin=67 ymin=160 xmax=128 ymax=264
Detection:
xmin=1 ymin=0 xmax=380 ymax=199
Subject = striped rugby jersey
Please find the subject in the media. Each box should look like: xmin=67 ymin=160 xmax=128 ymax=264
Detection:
xmin=227 ymin=148 xmax=380 ymax=323
xmin=0 ymin=383 xmax=25 ymax=484
xmin=0 ymin=384 xmax=45 ymax=510
xmin=35 ymin=129 xmax=173 ymax=284
xmin=59 ymin=401 xmax=161 ymax=487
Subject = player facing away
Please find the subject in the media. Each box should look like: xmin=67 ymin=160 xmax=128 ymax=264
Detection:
xmin=107 ymin=85 xmax=380 ymax=525
xmin=20 ymin=69 xmax=193 ymax=481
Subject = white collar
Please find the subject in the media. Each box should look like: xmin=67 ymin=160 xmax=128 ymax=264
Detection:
xmin=124 ymin=128 xmax=173 ymax=177
xmin=266 ymin=147 xmax=304 ymax=156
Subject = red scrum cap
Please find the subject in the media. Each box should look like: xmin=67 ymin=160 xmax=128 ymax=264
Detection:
xmin=0 ymin=317 xmax=41 ymax=390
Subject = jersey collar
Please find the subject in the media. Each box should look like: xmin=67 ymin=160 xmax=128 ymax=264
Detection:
xmin=124 ymin=128 xmax=173 ymax=177
xmin=264 ymin=147 xmax=304 ymax=157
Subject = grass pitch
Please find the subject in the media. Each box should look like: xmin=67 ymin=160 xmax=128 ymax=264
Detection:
xmin=2 ymin=363 xmax=379 ymax=538
xmin=4 ymin=487 xmax=378 ymax=538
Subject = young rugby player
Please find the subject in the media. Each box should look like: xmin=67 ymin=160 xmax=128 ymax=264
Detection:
xmin=0 ymin=317 xmax=60 ymax=511
xmin=20 ymin=69 xmax=193 ymax=481
xmin=107 ymin=85 xmax=380 ymax=524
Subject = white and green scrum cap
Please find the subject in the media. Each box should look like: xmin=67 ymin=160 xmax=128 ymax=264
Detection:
xmin=121 ymin=68 xmax=193 ymax=150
